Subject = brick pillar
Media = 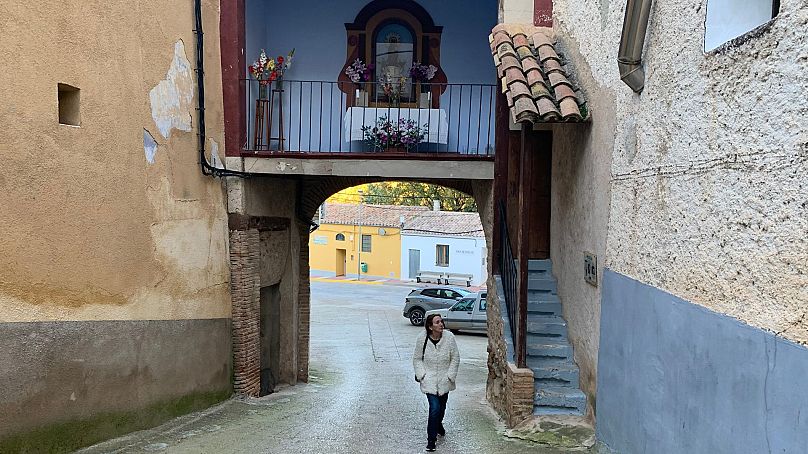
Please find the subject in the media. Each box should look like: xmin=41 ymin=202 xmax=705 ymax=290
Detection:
xmin=297 ymin=231 xmax=310 ymax=382
xmin=506 ymin=363 xmax=535 ymax=426
xmin=229 ymin=229 xmax=261 ymax=396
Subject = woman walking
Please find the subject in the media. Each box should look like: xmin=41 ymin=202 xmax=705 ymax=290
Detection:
xmin=413 ymin=313 xmax=460 ymax=452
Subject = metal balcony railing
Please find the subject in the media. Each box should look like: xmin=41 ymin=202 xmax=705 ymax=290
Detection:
xmin=240 ymin=79 xmax=496 ymax=156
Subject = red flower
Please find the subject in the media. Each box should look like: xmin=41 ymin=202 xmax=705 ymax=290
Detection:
xmin=269 ymin=72 xmax=277 ymax=81
xmin=277 ymin=56 xmax=284 ymax=64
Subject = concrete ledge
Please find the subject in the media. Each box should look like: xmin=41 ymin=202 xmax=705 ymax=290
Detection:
xmin=225 ymin=156 xmax=494 ymax=179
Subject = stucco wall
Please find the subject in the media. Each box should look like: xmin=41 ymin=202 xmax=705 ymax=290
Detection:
xmin=531 ymin=0 xmax=808 ymax=437
xmin=599 ymin=270 xmax=808 ymax=453
xmin=552 ymin=0 xmax=808 ymax=348
xmin=0 ymin=0 xmax=231 ymax=447
xmin=0 ymin=0 xmax=229 ymax=323
xmin=310 ymin=224 xmax=402 ymax=279
xmin=400 ymin=233 xmax=488 ymax=284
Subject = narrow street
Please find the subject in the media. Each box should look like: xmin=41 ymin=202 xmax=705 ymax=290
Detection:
xmin=78 ymin=280 xmax=584 ymax=453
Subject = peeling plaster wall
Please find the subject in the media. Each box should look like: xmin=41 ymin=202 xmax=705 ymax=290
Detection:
xmin=0 ymin=0 xmax=229 ymax=323
xmin=0 ymin=0 xmax=231 ymax=446
xmin=534 ymin=0 xmax=808 ymax=434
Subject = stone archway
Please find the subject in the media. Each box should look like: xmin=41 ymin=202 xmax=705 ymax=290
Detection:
xmin=226 ymin=175 xmax=493 ymax=396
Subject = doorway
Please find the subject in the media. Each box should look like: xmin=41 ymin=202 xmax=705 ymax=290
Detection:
xmin=408 ymin=249 xmax=420 ymax=279
xmin=260 ymin=284 xmax=281 ymax=397
xmin=335 ymin=249 xmax=346 ymax=276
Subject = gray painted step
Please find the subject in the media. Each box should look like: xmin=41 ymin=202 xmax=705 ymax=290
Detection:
xmin=527 ymin=360 xmax=580 ymax=384
xmin=533 ymin=406 xmax=585 ymax=416
xmin=526 ymin=317 xmax=568 ymax=336
xmin=527 ymin=300 xmax=562 ymax=316
xmin=526 ymin=341 xmax=572 ymax=359
xmin=527 ymin=277 xmax=558 ymax=293
xmin=534 ymin=386 xmax=587 ymax=413
xmin=528 ymin=260 xmax=552 ymax=271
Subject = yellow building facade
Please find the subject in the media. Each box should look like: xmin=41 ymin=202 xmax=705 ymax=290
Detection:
xmin=309 ymin=223 xmax=402 ymax=279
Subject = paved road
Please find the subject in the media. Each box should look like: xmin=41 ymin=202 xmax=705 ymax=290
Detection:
xmin=80 ymin=281 xmax=578 ymax=453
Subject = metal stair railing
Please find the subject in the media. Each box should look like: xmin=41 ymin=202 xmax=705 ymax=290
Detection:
xmin=498 ymin=201 xmax=526 ymax=367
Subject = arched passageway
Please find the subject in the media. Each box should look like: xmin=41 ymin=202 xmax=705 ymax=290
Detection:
xmin=225 ymin=175 xmax=493 ymax=396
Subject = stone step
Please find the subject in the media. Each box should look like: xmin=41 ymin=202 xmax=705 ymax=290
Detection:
xmin=526 ymin=341 xmax=572 ymax=359
xmin=528 ymin=259 xmax=552 ymax=271
xmin=534 ymin=386 xmax=587 ymax=413
xmin=527 ymin=277 xmax=558 ymax=293
xmin=527 ymin=300 xmax=562 ymax=316
xmin=528 ymin=360 xmax=580 ymax=384
xmin=526 ymin=317 xmax=568 ymax=337
xmin=532 ymin=405 xmax=585 ymax=416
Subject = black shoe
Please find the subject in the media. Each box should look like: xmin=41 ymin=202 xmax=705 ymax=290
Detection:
xmin=426 ymin=440 xmax=436 ymax=452
xmin=437 ymin=425 xmax=446 ymax=437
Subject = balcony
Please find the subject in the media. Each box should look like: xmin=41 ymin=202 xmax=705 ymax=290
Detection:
xmin=238 ymin=80 xmax=496 ymax=159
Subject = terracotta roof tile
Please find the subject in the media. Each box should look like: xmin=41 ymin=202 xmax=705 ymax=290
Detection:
xmin=402 ymin=211 xmax=484 ymax=238
xmin=490 ymin=25 xmax=589 ymax=124
xmin=553 ymin=84 xmax=577 ymax=101
xmin=559 ymin=98 xmax=583 ymax=120
xmin=320 ymin=203 xmax=429 ymax=228
xmin=504 ymin=67 xmax=528 ymax=86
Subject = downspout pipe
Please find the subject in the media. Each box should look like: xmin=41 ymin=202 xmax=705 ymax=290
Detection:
xmin=617 ymin=0 xmax=653 ymax=92
xmin=193 ymin=0 xmax=251 ymax=178
xmin=193 ymin=0 xmax=317 ymax=233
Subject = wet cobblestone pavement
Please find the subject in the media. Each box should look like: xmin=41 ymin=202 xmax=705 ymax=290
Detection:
xmin=79 ymin=281 xmax=594 ymax=453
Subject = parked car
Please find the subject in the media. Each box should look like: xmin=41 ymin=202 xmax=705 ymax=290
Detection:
xmin=425 ymin=292 xmax=487 ymax=334
xmin=403 ymin=287 xmax=474 ymax=326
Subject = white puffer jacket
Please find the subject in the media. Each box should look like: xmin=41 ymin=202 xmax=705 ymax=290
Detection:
xmin=413 ymin=330 xmax=460 ymax=396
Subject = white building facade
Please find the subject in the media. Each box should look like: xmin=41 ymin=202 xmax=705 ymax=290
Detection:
xmin=400 ymin=233 xmax=487 ymax=286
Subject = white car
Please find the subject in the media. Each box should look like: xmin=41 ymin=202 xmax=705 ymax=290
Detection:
xmin=424 ymin=291 xmax=487 ymax=334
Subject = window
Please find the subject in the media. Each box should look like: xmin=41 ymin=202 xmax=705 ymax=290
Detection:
xmin=58 ymin=83 xmax=80 ymax=126
xmin=335 ymin=233 xmax=345 ymax=241
xmin=704 ymin=0 xmax=779 ymax=51
xmin=422 ymin=289 xmax=440 ymax=298
xmin=361 ymin=234 xmax=372 ymax=252
xmin=436 ymin=244 xmax=449 ymax=267
xmin=479 ymin=299 xmax=487 ymax=312
xmin=451 ymin=299 xmax=474 ymax=311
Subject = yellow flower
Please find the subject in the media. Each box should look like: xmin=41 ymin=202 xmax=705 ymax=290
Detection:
xmin=268 ymin=59 xmax=276 ymax=70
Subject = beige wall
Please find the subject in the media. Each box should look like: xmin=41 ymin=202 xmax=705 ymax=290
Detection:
xmin=0 ymin=0 xmax=230 ymax=322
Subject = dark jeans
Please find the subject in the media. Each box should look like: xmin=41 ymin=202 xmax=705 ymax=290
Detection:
xmin=426 ymin=393 xmax=449 ymax=442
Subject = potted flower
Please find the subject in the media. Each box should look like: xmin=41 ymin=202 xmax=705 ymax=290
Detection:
xmin=361 ymin=115 xmax=426 ymax=153
xmin=409 ymin=62 xmax=437 ymax=107
xmin=345 ymin=58 xmax=374 ymax=106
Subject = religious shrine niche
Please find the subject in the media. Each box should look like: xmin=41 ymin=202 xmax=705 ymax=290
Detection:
xmin=338 ymin=0 xmax=446 ymax=109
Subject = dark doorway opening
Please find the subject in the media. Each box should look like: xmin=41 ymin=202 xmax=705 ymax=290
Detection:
xmin=260 ymin=284 xmax=281 ymax=396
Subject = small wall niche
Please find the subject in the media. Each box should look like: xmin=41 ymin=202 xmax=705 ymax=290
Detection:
xmin=58 ymin=83 xmax=81 ymax=126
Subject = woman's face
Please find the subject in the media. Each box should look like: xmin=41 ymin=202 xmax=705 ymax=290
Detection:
xmin=430 ymin=315 xmax=444 ymax=335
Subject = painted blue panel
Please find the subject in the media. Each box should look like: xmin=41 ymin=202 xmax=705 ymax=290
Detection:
xmin=243 ymin=0 xmax=497 ymax=153
xmin=598 ymin=269 xmax=808 ymax=454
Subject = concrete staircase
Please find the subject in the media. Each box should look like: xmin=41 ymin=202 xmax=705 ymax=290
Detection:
xmin=526 ymin=259 xmax=587 ymax=416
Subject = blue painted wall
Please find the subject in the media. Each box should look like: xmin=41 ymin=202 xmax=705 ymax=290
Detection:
xmin=243 ymin=0 xmax=497 ymax=153
xmin=598 ymin=269 xmax=808 ymax=453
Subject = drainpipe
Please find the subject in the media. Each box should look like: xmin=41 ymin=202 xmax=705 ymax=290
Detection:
xmin=617 ymin=0 xmax=653 ymax=92
xmin=193 ymin=0 xmax=317 ymax=232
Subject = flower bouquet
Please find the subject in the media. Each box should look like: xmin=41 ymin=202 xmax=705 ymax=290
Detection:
xmin=345 ymin=58 xmax=375 ymax=85
xmin=409 ymin=62 xmax=437 ymax=83
xmin=249 ymin=48 xmax=296 ymax=98
xmin=361 ymin=115 xmax=426 ymax=152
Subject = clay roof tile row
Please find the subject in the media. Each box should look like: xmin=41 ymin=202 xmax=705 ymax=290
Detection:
xmin=489 ymin=24 xmax=589 ymax=124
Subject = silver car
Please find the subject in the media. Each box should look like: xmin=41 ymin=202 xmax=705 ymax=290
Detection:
xmin=425 ymin=292 xmax=488 ymax=334
xmin=403 ymin=287 xmax=473 ymax=326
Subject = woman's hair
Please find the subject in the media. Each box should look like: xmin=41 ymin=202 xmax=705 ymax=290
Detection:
xmin=424 ymin=313 xmax=443 ymax=335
